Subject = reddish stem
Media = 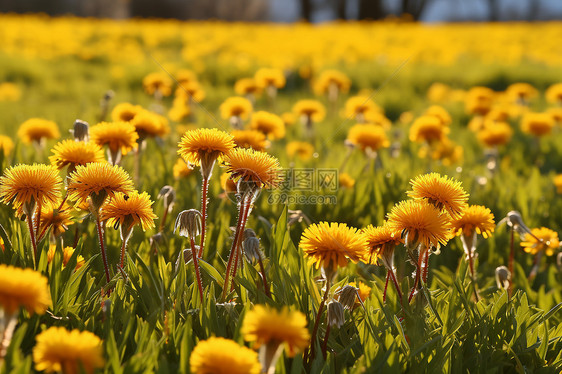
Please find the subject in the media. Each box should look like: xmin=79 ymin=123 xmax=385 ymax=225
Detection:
xmin=26 ymin=214 xmax=38 ymax=267
xmin=198 ymin=177 xmax=209 ymax=258
xmin=95 ymin=217 xmax=111 ymax=284
xmin=190 ymin=236 xmax=205 ymax=302
xmin=119 ymin=238 xmax=128 ymax=269
xmin=383 ymin=270 xmax=390 ymax=303
xmin=305 ymin=278 xmax=331 ymax=365
xmin=321 ymin=323 xmax=331 ymax=360
xmin=422 ymin=250 xmax=430 ymax=284
xmin=508 ymin=226 xmax=515 ymax=297
xmin=257 ymin=257 xmax=271 ymax=297
xmin=388 ymin=268 xmax=404 ymax=302
xmin=35 ymin=203 xmax=42 ymax=238
xmin=232 ymin=200 xmax=252 ymax=280
xmin=159 ymin=206 xmax=168 ymax=233
xmin=221 ymin=200 xmax=248 ymax=301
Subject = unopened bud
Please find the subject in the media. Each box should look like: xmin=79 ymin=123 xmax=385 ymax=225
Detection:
xmin=150 ymin=232 xmax=165 ymax=251
xmin=72 ymin=119 xmax=90 ymax=142
xmin=557 ymin=252 xmax=562 ymax=271
xmin=175 ymin=248 xmax=194 ymax=270
xmin=243 ymin=228 xmax=257 ymax=240
xmin=495 ymin=266 xmax=511 ymax=290
xmin=174 ymin=209 xmax=202 ymax=238
xmin=243 ymin=236 xmax=262 ymax=264
xmin=338 ymin=285 xmax=358 ymax=310
xmin=327 ymin=300 xmax=345 ymax=329
xmin=158 ymin=185 xmax=176 ymax=213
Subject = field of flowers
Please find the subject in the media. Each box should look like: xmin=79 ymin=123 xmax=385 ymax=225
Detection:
xmin=0 ymin=14 xmax=562 ymax=373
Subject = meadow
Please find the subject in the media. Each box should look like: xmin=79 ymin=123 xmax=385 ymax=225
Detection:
xmin=0 ymin=14 xmax=561 ymax=373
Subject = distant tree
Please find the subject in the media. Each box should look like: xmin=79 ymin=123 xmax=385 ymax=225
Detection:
xmin=486 ymin=0 xmax=501 ymax=21
xmin=358 ymin=0 xmax=385 ymax=20
xmin=336 ymin=0 xmax=347 ymax=20
xmin=528 ymin=0 xmax=540 ymax=21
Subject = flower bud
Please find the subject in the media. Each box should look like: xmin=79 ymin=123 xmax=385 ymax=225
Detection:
xmin=71 ymin=119 xmax=90 ymax=142
xmin=337 ymin=285 xmax=358 ymax=310
xmin=158 ymin=185 xmax=176 ymax=213
xmin=495 ymin=265 xmax=511 ymax=289
xmin=243 ymin=236 xmax=263 ymax=264
xmin=174 ymin=209 xmax=202 ymax=238
xmin=327 ymin=300 xmax=345 ymax=329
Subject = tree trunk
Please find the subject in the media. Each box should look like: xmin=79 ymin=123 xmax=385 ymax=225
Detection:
xmin=336 ymin=0 xmax=347 ymax=20
xmin=488 ymin=0 xmax=500 ymax=21
xmin=301 ymin=0 xmax=313 ymax=22
xmin=358 ymin=0 xmax=384 ymax=20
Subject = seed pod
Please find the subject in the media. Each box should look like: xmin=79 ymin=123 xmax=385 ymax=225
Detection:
xmin=72 ymin=119 xmax=90 ymax=142
xmin=338 ymin=285 xmax=358 ymax=310
xmin=327 ymin=300 xmax=345 ymax=329
xmin=243 ymin=236 xmax=263 ymax=264
xmin=158 ymin=185 xmax=176 ymax=213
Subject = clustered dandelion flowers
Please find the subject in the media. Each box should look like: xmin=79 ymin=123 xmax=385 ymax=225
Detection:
xmin=33 ymin=327 xmax=105 ymax=374
xmin=67 ymin=162 xmax=134 ymax=283
xmin=190 ymin=337 xmax=261 ymax=374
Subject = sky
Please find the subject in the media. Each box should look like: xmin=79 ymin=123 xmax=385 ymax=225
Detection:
xmin=269 ymin=0 xmax=562 ymax=22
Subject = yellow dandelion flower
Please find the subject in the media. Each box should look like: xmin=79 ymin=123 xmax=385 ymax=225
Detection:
xmin=343 ymin=96 xmax=381 ymax=121
xmin=300 ymin=222 xmax=368 ymax=271
xmin=362 ymin=224 xmax=402 ymax=265
xmin=477 ymin=121 xmax=513 ymax=147
xmin=387 ymin=200 xmax=452 ymax=249
xmin=286 ymin=141 xmax=314 ymax=161
xmin=223 ymin=148 xmax=281 ymax=189
xmin=348 ymin=281 xmax=371 ymax=303
xmin=339 ymin=173 xmax=355 ymax=189
xmin=249 ymin=111 xmax=285 ymax=140
xmin=293 ymin=100 xmax=326 ymax=123
xmin=255 ymin=67 xmax=286 ymax=89
xmin=234 ymin=78 xmax=262 ymax=96
xmin=506 ymin=82 xmax=538 ymax=103
xmin=409 ymin=115 xmax=449 ymax=144
xmin=168 ymin=101 xmax=191 ymax=122
xmin=90 ymin=121 xmax=139 ymax=157
xmin=178 ymin=128 xmax=235 ymax=166
xmin=521 ymin=112 xmax=555 ymax=137
xmin=427 ymin=82 xmax=450 ymax=102
xmin=347 ymin=123 xmax=390 ymax=152
xmin=219 ymin=97 xmax=253 ymax=120
xmin=425 ymin=105 xmax=452 ymax=126
xmin=143 ymin=72 xmax=173 ymax=97
xmin=0 ymin=135 xmax=14 ymax=156
xmin=33 ymin=327 xmax=105 ymax=374
xmin=0 ymin=264 xmax=50 ymax=315
xmin=545 ymin=83 xmax=562 ymax=104
xmin=554 ymin=174 xmax=562 ymax=194
xmin=231 ymin=130 xmax=269 ymax=151
xmin=313 ymin=69 xmax=351 ymax=96
xmin=241 ymin=305 xmax=310 ymax=357
xmin=363 ymin=110 xmax=392 ymax=129
xmin=175 ymin=81 xmax=206 ymax=103
xmin=131 ymin=110 xmax=169 ymax=139
xmin=176 ymin=69 xmax=197 ymax=87
xmin=450 ymin=205 xmax=495 ymax=239
xmin=485 ymin=106 xmax=513 ymax=122
xmin=111 ymin=102 xmax=143 ymax=123
xmin=101 ymin=191 xmax=157 ymax=232
xmin=173 ymin=158 xmax=193 ymax=179
xmin=190 ymin=337 xmax=261 ymax=374
xmin=17 ymin=118 xmax=60 ymax=144
xmin=422 ymin=137 xmax=463 ymax=166
xmin=47 ymin=246 xmax=85 ymax=271
xmin=39 ymin=205 xmax=74 ymax=238
xmin=407 ymin=173 xmax=468 ymax=218
xmin=0 ymin=164 xmax=62 ymax=214
xmin=465 ymin=87 xmax=495 ymax=116
xmin=67 ymin=162 xmax=134 ymax=207
xmin=49 ymin=140 xmax=105 ymax=171
xmin=521 ymin=227 xmax=559 ymax=256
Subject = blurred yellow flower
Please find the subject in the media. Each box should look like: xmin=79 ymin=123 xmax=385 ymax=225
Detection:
xmin=521 ymin=112 xmax=555 ymax=137
xmin=18 ymin=118 xmax=60 ymax=144
xmin=293 ymin=99 xmax=326 ymax=124
xmin=521 ymin=227 xmax=559 ymax=256
xmin=33 ymin=327 xmax=105 ymax=374
xmin=249 ymin=111 xmax=285 ymax=140
xmin=409 ymin=115 xmax=449 ymax=144
xmin=47 ymin=246 xmax=85 ymax=271
xmin=545 ymin=83 xmax=562 ymax=105
xmin=143 ymin=71 xmax=173 ymax=97
xmin=231 ymin=129 xmax=269 ymax=151
xmin=234 ymin=78 xmax=262 ymax=96
xmin=286 ymin=141 xmax=314 ymax=160
xmin=450 ymin=205 xmax=495 ymax=239
xmin=347 ymin=123 xmax=390 ymax=152
xmin=219 ymin=97 xmax=253 ymax=120
xmin=111 ymin=102 xmax=143 ymax=123
xmin=339 ymin=173 xmax=355 ymax=188
xmin=0 ymin=264 xmax=50 ymax=315
xmin=190 ymin=337 xmax=261 ymax=374
xmin=477 ymin=121 xmax=513 ymax=147
xmin=0 ymin=135 xmax=15 ymax=156
xmin=255 ymin=67 xmax=285 ymax=89
xmin=173 ymin=158 xmax=193 ymax=179
xmin=0 ymin=82 xmax=21 ymax=101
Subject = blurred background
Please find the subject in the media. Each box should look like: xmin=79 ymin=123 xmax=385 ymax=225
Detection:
xmin=1 ymin=0 xmax=562 ymax=22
